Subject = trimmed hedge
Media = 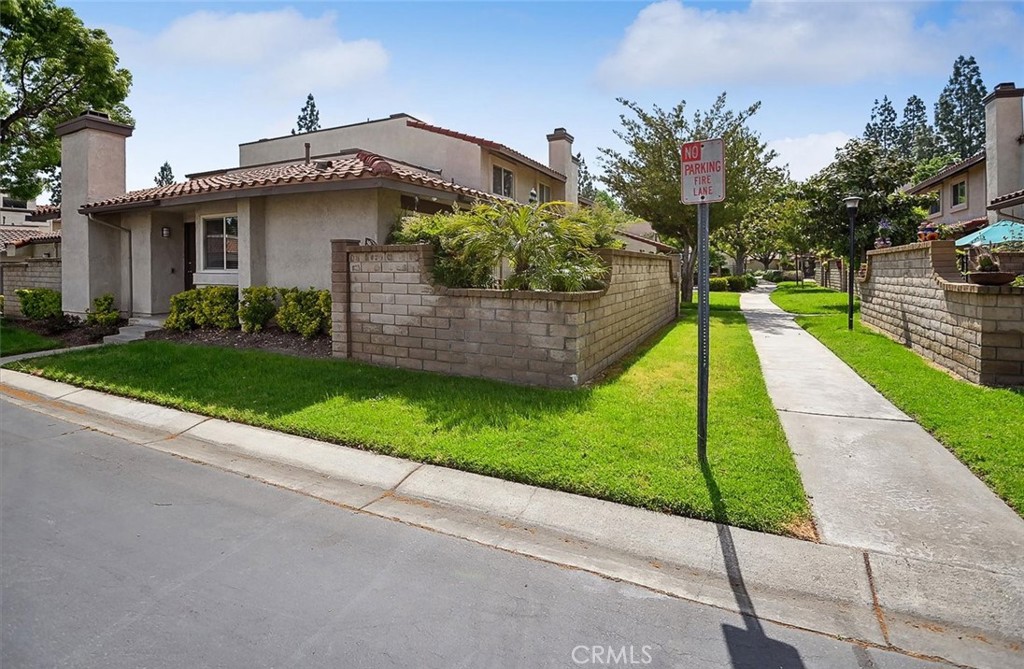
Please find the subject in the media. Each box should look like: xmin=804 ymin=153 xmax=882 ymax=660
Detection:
xmin=709 ymin=277 xmax=730 ymax=292
xmin=238 ymin=286 xmax=278 ymax=333
xmin=277 ymin=287 xmax=331 ymax=339
xmin=15 ymin=288 xmax=62 ymax=320
xmin=165 ymin=287 xmax=240 ymax=331
xmin=86 ymin=294 xmax=120 ymax=327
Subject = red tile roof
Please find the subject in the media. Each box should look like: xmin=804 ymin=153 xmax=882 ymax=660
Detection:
xmin=29 ymin=204 xmax=61 ymax=219
xmin=990 ymin=188 xmax=1024 ymax=208
xmin=406 ymin=120 xmax=566 ymax=181
xmin=81 ymin=152 xmax=500 ymax=212
xmin=906 ymin=151 xmax=985 ymax=194
xmin=0 ymin=227 xmax=61 ymax=248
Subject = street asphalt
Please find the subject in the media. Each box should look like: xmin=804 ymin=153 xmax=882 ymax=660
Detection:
xmin=0 ymin=399 xmax=947 ymax=669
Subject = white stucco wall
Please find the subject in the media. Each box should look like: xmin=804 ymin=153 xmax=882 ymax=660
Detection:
xmin=239 ymin=117 xmax=487 ymax=192
xmin=60 ymin=127 xmax=129 ymax=314
xmin=263 ymin=189 xmax=381 ymax=290
xmin=923 ymin=163 xmax=987 ymax=227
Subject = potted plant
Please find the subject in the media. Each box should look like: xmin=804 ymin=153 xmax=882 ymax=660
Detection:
xmin=875 ymin=218 xmax=893 ymax=248
xmin=967 ymin=252 xmax=1016 ymax=286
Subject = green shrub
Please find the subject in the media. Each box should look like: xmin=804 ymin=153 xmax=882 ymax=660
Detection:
xmin=165 ymin=290 xmax=202 ymax=331
xmin=238 ymin=286 xmax=278 ymax=333
xmin=762 ymin=270 xmax=784 ymax=283
xmin=16 ymin=288 xmax=62 ymax=320
xmin=277 ymin=287 xmax=331 ymax=339
xmin=709 ymin=277 xmax=730 ymax=292
xmin=719 ymin=267 xmax=732 ymax=276
xmin=726 ymin=275 xmax=748 ymax=292
xmin=782 ymin=271 xmax=800 ymax=282
xmin=197 ymin=286 xmax=239 ymax=330
xmin=744 ymin=273 xmax=758 ymax=289
xmin=86 ymin=293 xmax=120 ymax=327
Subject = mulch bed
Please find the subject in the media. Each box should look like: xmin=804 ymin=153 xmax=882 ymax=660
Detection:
xmin=11 ymin=318 xmax=120 ymax=348
xmin=146 ymin=326 xmax=332 ymax=359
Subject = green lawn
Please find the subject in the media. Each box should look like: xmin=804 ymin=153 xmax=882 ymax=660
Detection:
xmin=768 ymin=283 xmax=1024 ymax=515
xmin=7 ymin=292 xmax=811 ymax=536
xmin=770 ymin=281 xmax=858 ymax=315
xmin=0 ymin=320 xmax=61 ymax=357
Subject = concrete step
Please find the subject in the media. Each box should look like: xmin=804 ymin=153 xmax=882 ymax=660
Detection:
xmin=103 ymin=324 xmax=161 ymax=345
xmin=128 ymin=315 xmax=167 ymax=328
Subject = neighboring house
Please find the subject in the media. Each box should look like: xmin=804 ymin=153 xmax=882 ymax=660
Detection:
xmin=1 ymin=193 xmax=38 ymax=227
xmin=1 ymin=206 xmax=61 ymax=259
xmin=907 ymin=82 xmax=1024 ymax=229
xmin=55 ymin=110 xmax=581 ymax=317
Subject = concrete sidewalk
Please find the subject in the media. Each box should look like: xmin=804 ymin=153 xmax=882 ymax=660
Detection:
xmin=2 ymin=367 xmax=1022 ymax=668
xmin=740 ymin=287 xmax=1024 ymax=578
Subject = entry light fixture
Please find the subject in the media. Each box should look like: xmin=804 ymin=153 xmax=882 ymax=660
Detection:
xmin=161 ymin=226 xmax=171 ymax=238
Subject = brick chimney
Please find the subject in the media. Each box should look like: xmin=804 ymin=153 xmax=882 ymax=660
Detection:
xmin=55 ymin=110 xmax=134 ymax=314
xmin=547 ymin=128 xmax=579 ymax=204
xmin=984 ymin=82 xmax=1024 ymax=222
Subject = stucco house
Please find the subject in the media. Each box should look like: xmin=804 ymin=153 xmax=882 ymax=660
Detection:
xmin=56 ymin=111 xmax=581 ymax=317
xmin=907 ymin=82 xmax=1024 ymax=229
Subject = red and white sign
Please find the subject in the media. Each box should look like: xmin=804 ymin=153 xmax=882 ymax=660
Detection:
xmin=681 ymin=139 xmax=725 ymax=204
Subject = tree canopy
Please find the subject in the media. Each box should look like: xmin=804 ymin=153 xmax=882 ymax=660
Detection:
xmin=154 ymin=161 xmax=174 ymax=187
xmin=598 ymin=93 xmax=784 ymax=299
xmin=863 ymin=96 xmax=898 ymax=153
xmin=293 ymin=93 xmax=320 ymax=134
xmin=935 ymin=55 xmax=987 ymax=160
xmin=800 ymin=139 xmax=928 ymax=259
xmin=1 ymin=0 xmax=132 ymax=200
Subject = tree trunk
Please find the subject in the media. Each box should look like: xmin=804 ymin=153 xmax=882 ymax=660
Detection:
xmin=680 ymin=246 xmax=696 ymax=303
xmin=734 ymin=252 xmax=746 ymax=276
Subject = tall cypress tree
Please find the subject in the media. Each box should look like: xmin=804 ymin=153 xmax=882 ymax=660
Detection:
xmin=898 ymin=95 xmax=939 ymax=163
xmin=294 ymin=93 xmax=321 ymax=134
xmin=934 ymin=55 xmax=987 ymax=160
xmin=863 ymin=96 xmax=898 ymax=152
xmin=154 ymin=161 xmax=174 ymax=186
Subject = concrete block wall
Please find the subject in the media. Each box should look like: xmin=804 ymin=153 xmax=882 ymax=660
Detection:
xmin=1 ymin=258 xmax=62 ymax=317
xmin=996 ymin=251 xmax=1024 ymax=276
xmin=331 ymin=241 xmax=679 ymax=387
xmin=858 ymin=240 xmax=1024 ymax=387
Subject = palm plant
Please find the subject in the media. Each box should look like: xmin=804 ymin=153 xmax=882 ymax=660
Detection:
xmin=455 ymin=201 xmax=607 ymax=291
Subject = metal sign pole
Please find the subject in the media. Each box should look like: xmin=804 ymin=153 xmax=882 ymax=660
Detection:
xmin=696 ymin=202 xmax=710 ymax=465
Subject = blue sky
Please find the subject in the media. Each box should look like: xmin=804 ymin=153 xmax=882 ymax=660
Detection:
xmin=60 ymin=1 xmax=1024 ymax=196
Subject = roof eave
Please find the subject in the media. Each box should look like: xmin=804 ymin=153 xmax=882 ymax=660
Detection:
xmin=906 ymin=153 xmax=985 ymax=194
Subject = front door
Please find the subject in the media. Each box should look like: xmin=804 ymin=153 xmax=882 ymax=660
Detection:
xmin=184 ymin=222 xmax=196 ymax=290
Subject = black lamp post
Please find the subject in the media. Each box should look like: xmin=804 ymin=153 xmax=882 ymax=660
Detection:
xmin=843 ymin=195 xmax=862 ymax=331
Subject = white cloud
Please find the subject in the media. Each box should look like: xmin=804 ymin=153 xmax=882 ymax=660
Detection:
xmin=769 ymin=131 xmax=851 ymax=181
xmin=598 ymin=0 xmax=1021 ymax=87
xmin=154 ymin=9 xmax=388 ymax=93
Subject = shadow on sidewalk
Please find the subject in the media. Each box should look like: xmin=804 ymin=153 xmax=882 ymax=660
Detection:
xmin=701 ymin=461 xmax=806 ymax=669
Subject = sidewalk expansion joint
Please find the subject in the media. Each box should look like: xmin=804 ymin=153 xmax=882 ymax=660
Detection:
xmin=777 ymin=407 xmax=914 ymax=423
xmin=862 ymin=551 xmax=891 ymax=648
xmin=390 ymin=463 xmax=424 ymax=492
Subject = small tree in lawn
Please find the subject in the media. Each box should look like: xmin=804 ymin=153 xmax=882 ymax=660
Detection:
xmin=293 ymin=93 xmax=320 ymax=134
xmin=599 ymin=93 xmax=783 ymax=301
xmin=154 ymin=161 xmax=174 ymax=186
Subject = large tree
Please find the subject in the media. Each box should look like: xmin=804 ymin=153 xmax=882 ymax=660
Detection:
xmin=154 ymin=161 xmax=174 ymax=186
xmin=1 ymin=0 xmax=132 ymax=200
xmin=801 ymin=139 xmax=928 ymax=261
xmin=934 ymin=55 xmax=987 ymax=160
xmin=293 ymin=93 xmax=320 ymax=134
xmin=863 ymin=96 xmax=899 ymax=153
xmin=576 ymin=153 xmax=597 ymax=199
xmin=599 ymin=93 xmax=784 ymax=300
xmin=898 ymin=95 xmax=940 ymax=164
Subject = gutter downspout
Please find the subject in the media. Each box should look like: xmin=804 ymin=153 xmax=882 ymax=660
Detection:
xmin=86 ymin=214 xmax=133 ymax=318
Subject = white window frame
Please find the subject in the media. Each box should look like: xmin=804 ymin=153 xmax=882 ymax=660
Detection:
xmin=201 ymin=214 xmax=239 ymax=272
xmin=951 ymin=180 xmax=968 ymax=210
xmin=492 ymin=165 xmax=514 ymax=198
xmin=927 ymin=190 xmax=941 ymax=218
xmin=537 ymin=182 xmax=552 ymax=204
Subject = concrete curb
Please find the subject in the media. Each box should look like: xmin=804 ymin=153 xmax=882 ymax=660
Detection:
xmin=1 ymin=368 xmax=1020 ymax=668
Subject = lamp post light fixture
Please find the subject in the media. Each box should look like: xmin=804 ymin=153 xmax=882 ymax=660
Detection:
xmin=843 ymin=195 xmax=862 ymax=331
xmin=528 ymin=188 xmax=538 ymax=205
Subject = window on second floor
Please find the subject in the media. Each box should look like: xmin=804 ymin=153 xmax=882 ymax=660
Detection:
xmin=492 ymin=166 xmax=514 ymax=198
xmin=537 ymin=183 xmax=552 ymax=203
xmin=927 ymin=191 xmax=941 ymax=216
xmin=951 ymin=180 xmax=967 ymax=208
